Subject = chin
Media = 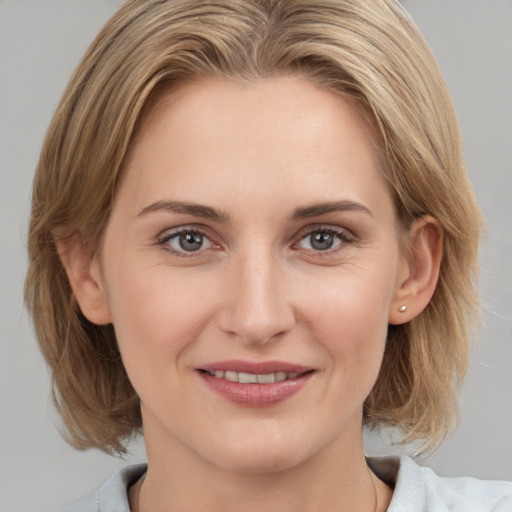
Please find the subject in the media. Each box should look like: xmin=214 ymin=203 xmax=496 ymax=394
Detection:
xmin=216 ymin=448 xmax=308 ymax=475
xmin=203 ymin=427 xmax=319 ymax=475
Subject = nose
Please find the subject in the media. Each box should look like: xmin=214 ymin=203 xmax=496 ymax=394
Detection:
xmin=216 ymin=249 xmax=295 ymax=346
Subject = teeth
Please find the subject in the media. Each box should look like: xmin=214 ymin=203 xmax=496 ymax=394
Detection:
xmin=257 ymin=373 xmax=275 ymax=384
xmin=224 ymin=371 xmax=238 ymax=382
xmin=206 ymin=370 xmax=302 ymax=384
xmin=239 ymin=372 xmax=258 ymax=383
xmin=275 ymin=371 xmax=287 ymax=382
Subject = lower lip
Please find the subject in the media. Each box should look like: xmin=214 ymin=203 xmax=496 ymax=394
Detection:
xmin=199 ymin=372 xmax=314 ymax=408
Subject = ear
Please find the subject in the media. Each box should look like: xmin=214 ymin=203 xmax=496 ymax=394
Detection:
xmin=56 ymin=235 xmax=112 ymax=325
xmin=389 ymin=216 xmax=443 ymax=325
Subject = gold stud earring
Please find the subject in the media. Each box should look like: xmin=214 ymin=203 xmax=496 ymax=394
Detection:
xmin=399 ymin=305 xmax=407 ymax=312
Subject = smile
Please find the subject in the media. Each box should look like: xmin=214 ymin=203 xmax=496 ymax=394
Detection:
xmin=202 ymin=370 xmax=301 ymax=383
xmin=197 ymin=361 xmax=315 ymax=407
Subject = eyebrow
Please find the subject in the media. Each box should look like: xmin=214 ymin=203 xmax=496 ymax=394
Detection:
xmin=137 ymin=199 xmax=371 ymax=222
xmin=137 ymin=200 xmax=230 ymax=222
xmin=292 ymin=200 xmax=373 ymax=219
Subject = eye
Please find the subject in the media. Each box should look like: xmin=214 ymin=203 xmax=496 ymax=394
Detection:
xmin=159 ymin=229 xmax=214 ymax=255
xmin=297 ymin=228 xmax=350 ymax=252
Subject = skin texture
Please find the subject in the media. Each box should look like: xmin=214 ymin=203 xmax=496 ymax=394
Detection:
xmin=60 ymin=77 xmax=441 ymax=512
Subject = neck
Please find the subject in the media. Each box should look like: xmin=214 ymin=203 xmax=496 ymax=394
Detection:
xmin=138 ymin=420 xmax=389 ymax=512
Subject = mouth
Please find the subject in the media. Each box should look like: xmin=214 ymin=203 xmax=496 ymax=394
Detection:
xmin=196 ymin=361 xmax=315 ymax=407
xmin=199 ymin=369 xmax=308 ymax=384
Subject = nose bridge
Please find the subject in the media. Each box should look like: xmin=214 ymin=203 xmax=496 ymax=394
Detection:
xmin=218 ymin=245 xmax=294 ymax=345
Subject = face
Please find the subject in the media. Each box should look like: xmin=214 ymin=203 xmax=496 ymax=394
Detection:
xmin=94 ymin=77 xmax=409 ymax=473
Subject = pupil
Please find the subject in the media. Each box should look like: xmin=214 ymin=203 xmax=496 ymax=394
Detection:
xmin=179 ymin=232 xmax=203 ymax=251
xmin=311 ymin=232 xmax=333 ymax=250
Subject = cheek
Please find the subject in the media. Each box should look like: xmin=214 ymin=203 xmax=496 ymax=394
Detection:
xmin=103 ymin=257 xmax=218 ymax=374
xmin=301 ymin=262 xmax=397 ymax=376
xmin=103 ymin=264 xmax=225 ymax=423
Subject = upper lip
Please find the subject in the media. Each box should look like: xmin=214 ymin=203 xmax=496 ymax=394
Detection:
xmin=198 ymin=360 xmax=313 ymax=375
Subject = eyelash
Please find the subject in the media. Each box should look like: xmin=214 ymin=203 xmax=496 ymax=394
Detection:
xmin=157 ymin=228 xmax=216 ymax=258
xmin=293 ymin=225 xmax=355 ymax=256
xmin=156 ymin=225 xmax=355 ymax=258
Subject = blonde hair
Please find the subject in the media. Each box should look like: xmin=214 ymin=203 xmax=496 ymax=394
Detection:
xmin=25 ymin=0 xmax=482 ymax=455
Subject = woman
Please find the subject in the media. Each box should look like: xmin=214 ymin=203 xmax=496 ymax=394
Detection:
xmin=24 ymin=0 xmax=511 ymax=510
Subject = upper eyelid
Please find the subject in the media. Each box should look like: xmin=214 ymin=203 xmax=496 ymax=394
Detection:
xmin=157 ymin=224 xmax=215 ymax=240
xmin=294 ymin=223 xmax=355 ymax=240
xmin=156 ymin=223 xmax=352 ymax=237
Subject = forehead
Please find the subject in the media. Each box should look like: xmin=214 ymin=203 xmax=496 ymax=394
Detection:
xmin=117 ymin=76 xmax=392 ymax=218
xmin=129 ymin=76 xmax=379 ymax=160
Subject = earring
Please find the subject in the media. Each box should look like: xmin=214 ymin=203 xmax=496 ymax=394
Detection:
xmin=399 ymin=305 xmax=407 ymax=312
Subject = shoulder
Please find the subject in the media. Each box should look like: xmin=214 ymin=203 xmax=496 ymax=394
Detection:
xmin=61 ymin=463 xmax=147 ymax=512
xmin=368 ymin=455 xmax=512 ymax=512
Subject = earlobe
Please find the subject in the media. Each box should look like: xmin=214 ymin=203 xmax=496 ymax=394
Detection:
xmin=389 ymin=216 xmax=443 ymax=325
xmin=56 ymin=235 xmax=112 ymax=325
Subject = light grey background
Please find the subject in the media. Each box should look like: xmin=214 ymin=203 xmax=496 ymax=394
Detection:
xmin=1 ymin=1 xmax=511 ymax=511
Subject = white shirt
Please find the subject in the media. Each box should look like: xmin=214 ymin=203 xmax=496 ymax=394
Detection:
xmin=63 ymin=456 xmax=512 ymax=511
